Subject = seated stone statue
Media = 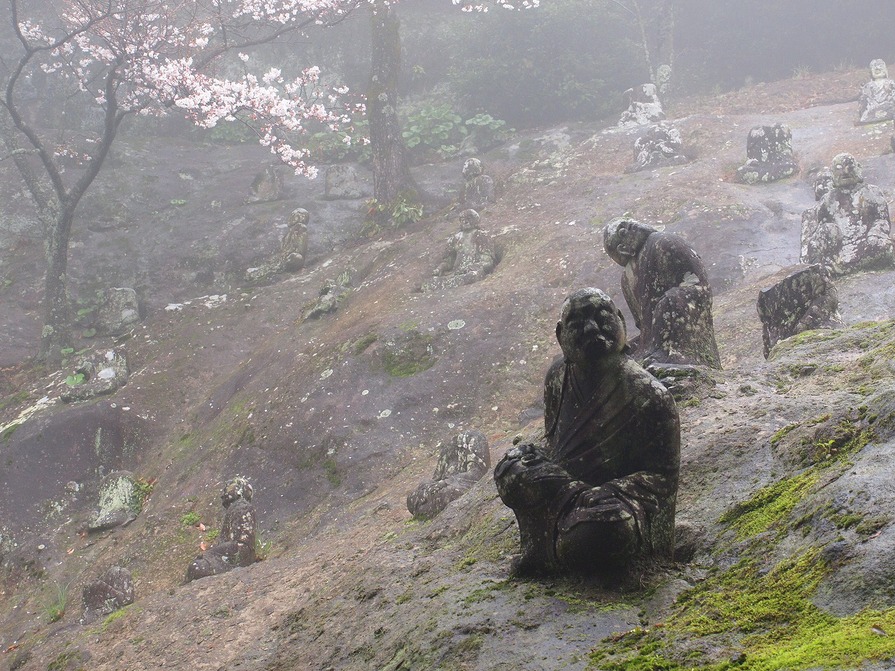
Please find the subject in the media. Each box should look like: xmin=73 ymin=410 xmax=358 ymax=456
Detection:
xmin=422 ymin=209 xmax=497 ymax=291
xmin=407 ymin=429 xmax=491 ymax=520
xmin=494 ymin=289 xmax=680 ymax=575
xmin=618 ymin=83 xmax=665 ymax=129
xmin=858 ymin=59 xmax=895 ymax=125
xmin=757 ymin=264 xmax=843 ymax=358
xmin=736 ymin=124 xmax=798 ymax=184
xmin=461 ymin=158 xmax=495 ymax=210
xmin=626 ymin=122 xmax=688 ymax=173
xmin=245 ymin=207 xmax=309 ymax=283
xmin=186 ymin=477 xmax=256 ymax=582
xmin=603 ymin=218 xmax=721 ymax=369
xmin=800 ymin=153 xmax=894 ymax=276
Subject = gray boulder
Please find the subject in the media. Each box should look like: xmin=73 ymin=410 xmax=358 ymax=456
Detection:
xmin=324 ymin=164 xmax=367 ymax=200
xmin=618 ymin=83 xmax=665 ymax=128
xmin=88 ymin=471 xmax=140 ymax=532
xmin=736 ymin=124 xmax=798 ymax=184
xmin=61 ymin=348 xmax=129 ymax=403
xmin=95 ymin=288 xmax=140 ymax=336
xmin=82 ymin=566 xmax=135 ymax=622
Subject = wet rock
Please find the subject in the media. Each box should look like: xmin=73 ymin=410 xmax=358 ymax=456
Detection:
xmin=245 ymin=165 xmax=283 ymax=204
xmin=735 ymin=124 xmax=798 ymax=184
xmin=95 ymin=287 xmax=140 ymax=336
xmin=757 ymin=264 xmax=843 ymax=358
xmin=324 ymin=164 xmax=367 ymax=200
xmin=89 ymin=471 xmax=139 ymax=532
xmin=304 ymin=270 xmax=352 ymax=320
xmin=60 ymin=348 xmax=129 ymax=403
xmin=626 ymin=122 xmax=688 ymax=173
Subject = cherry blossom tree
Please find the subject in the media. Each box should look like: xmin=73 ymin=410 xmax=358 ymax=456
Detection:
xmin=0 ymin=0 xmax=533 ymax=365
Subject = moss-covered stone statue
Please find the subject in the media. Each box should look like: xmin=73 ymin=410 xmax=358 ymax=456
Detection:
xmin=186 ymin=477 xmax=257 ymax=582
xmin=494 ymin=289 xmax=680 ymax=575
xmin=603 ymin=218 xmax=721 ymax=369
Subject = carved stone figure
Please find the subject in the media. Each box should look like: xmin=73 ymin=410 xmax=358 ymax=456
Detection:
xmin=800 ymin=153 xmax=894 ymax=276
xmin=244 ymin=165 xmax=283 ymax=204
xmin=603 ymin=218 xmax=721 ymax=369
xmin=494 ymin=289 xmax=680 ymax=575
xmin=618 ymin=83 xmax=665 ymax=128
xmin=422 ymin=209 xmax=497 ymax=291
xmin=82 ymin=566 xmax=135 ymax=622
xmin=279 ymin=207 xmax=309 ymax=273
xmin=858 ymin=59 xmax=895 ymax=125
xmin=757 ymin=265 xmax=843 ymax=358
xmin=305 ymin=269 xmax=352 ymax=319
xmin=461 ymin=158 xmax=495 ymax=210
xmin=736 ymin=124 xmax=798 ymax=184
xmin=626 ymin=122 xmax=688 ymax=173
xmin=186 ymin=477 xmax=256 ymax=582
xmin=407 ymin=429 xmax=491 ymax=519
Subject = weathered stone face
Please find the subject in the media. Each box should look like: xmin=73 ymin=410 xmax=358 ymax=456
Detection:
xmin=757 ymin=265 xmax=843 ymax=358
xmin=494 ymin=290 xmax=680 ymax=576
xmin=736 ymin=124 xmax=798 ymax=184
xmin=800 ymin=154 xmax=894 ymax=276
xmin=407 ymin=429 xmax=490 ymax=520
xmin=627 ymin=122 xmax=688 ymax=173
xmin=618 ymin=83 xmax=665 ymax=129
xmin=603 ymin=218 xmax=721 ymax=369
xmin=858 ymin=59 xmax=895 ymax=124
xmin=186 ymin=477 xmax=257 ymax=582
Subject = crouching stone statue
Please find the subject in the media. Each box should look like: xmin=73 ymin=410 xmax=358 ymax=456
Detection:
xmin=186 ymin=477 xmax=256 ymax=582
xmin=494 ymin=289 xmax=680 ymax=575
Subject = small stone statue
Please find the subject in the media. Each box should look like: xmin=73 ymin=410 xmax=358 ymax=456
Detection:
xmin=407 ymin=429 xmax=491 ymax=519
xmin=800 ymin=153 xmax=894 ymax=276
xmin=494 ymin=289 xmax=680 ymax=575
xmin=305 ymin=269 xmax=352 ymax=319
xmin=422 ymin=209 xmax=497 ymax=292
xmin=82 ymin=566 xmax=134 ymax=622
xmin=757 ymin=264 xmax=843 ymax=358
xmin=618 ymin=83 xmax=665 ymax=129
xmin=736 ymin=124 xmax=798 ymax=184
xmin=461 ymin=158 xmax=495 ymax=210
xmin=603 ymin=218 xmax=721 ymax=369
xmin=278 ymin=207 xmax=309 ymax=273
xmin=186 ymin=477 xmax=256 ymax=582
xmin=858 ymin=59 xmax=895 ymax=125
xmin=626 ymin=122 xmax=688 ymax=173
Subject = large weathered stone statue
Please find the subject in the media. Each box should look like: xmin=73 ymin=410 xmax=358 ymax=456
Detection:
xmin=407 ymin=429 xmax=491 ymax=520
xmin=422 ymin=209 xmax=497 ymax=291
xmin=800 ymin=153 xmax=894 ymax=276
xmin=245 ymin=207 xmax=310 ymax=283
xmin=736 ymin=124 xmax=798 ymax=184
xmin=618 ymin=83 xmax=665 ymax=128
xmin=626 ymin=122 xmax=688 ymax=173
xmin=757 ymin=264 xmax=843 ymax=358
xmin=186 ymin=477 xmax=257 ymax=582
xmin=494 ymin=289 xmax=680 ymax=575
xmin=858 ymin=59 xmax=895 ymax=125
xmin=603 ymin=218 xmax=721 ymax=369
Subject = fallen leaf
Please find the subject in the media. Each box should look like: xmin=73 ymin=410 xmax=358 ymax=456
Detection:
xmin=871 ymin=625 xmax=887 ymax=636
xmin=66 ymin=548 xmax=74 ymax=555
xmin=199 ymin=541 xmax=209 ymax=551
xmin=198 ymin=522 xmax=206 ymax=532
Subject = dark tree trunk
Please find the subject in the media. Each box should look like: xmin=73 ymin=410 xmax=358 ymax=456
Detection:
xmin=39 ymin=208 xmax=74 ymax=363
xmin=368 ymin=0 xmax=415 ymax=210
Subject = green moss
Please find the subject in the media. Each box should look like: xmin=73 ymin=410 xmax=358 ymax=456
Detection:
xmin=180 ymin=511 xmax=200 ymax=527
xmin=322 ymin=458 xmax=342 ymax=487
xmin=770 ymin=422 xmax=798 ymax=447
xmin=0 ymin=390 xmax=30 ymax=412
xmin=719 ymin=470 xmax=818 ymax=540
xmin=353 ymin=332 xmax=378 ymax=355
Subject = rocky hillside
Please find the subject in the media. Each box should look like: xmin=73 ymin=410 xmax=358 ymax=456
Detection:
xmin=3 ymin=68 xmax=895 ymax=670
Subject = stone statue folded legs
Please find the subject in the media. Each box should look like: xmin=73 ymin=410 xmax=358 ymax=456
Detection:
xmin=495 ymin=289 xmax=680 ymax=576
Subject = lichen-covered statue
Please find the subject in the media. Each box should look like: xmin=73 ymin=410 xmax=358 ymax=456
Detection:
xmin=422 ymin=209 xmax=497 ymax=291
xmin=494 ymin=289 xmax=680 ymax=575
xmin=186 ymin=477 xmax=257 ymax=582
xmin=857 ymin=59 xmax=895 ymax=125
xmin=603 ymin=218 xmax=721 ymax=369
xmin=407 ymin=429 xmax=491 ymax=520
xmin=736 ymin=124 xmax=798 ymax=184
xmin=461 ymin=158 xmax=495 ymax=210
xmin=800 ymin=153 xmax=894 ymax=276
xmin=626 ymin=122 xmax=688 ymax=173
xmin=757 ymin=264 xmax=843 ymax=358
xmin=618 ymin=83 xmax=665 ymax=129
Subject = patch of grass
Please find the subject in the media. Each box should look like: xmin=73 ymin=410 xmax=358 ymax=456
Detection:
xmin=322 ymin=457 xmax=342 ymax=487
xmin=353 ymin=332 xmax=378 ymax=355
xmin=180 ymin=511 xmax=201 ymax=527
xmin=131 ymin=477 xmax=154 ymax=514
xmin=0 ymin=390 xmax=30 ymax=412
xmin=44 ymin=581 xmax=69 ymax=623
xmin=255 ymin=534 xmax=272 ymax=561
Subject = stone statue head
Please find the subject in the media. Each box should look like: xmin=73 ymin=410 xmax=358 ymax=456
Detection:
xmin=555 ymin=288 xmax=627 ymax=366
xmin=831 ymin=153 xmax=863 ymax=190
xmin=603 ymin=218 xmax=656 ymax=266
xmin=459 ymin=209 xmax=481 ymax=231
xmin=462 ymin=157 xmax=484 ymax=180
xmin=221 ymin=476 xmax=253 ymax=507
xmin=289 ymin=208 xmax=310 ymax=229
xmin=870 ymin=59 xmax=889 ymax=81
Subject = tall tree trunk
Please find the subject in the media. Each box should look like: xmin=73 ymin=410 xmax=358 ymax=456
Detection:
xmin=368 ymin=0 xmax=415 ymax=211
xmin=39 ymin=208 xmax=74 ymax=364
